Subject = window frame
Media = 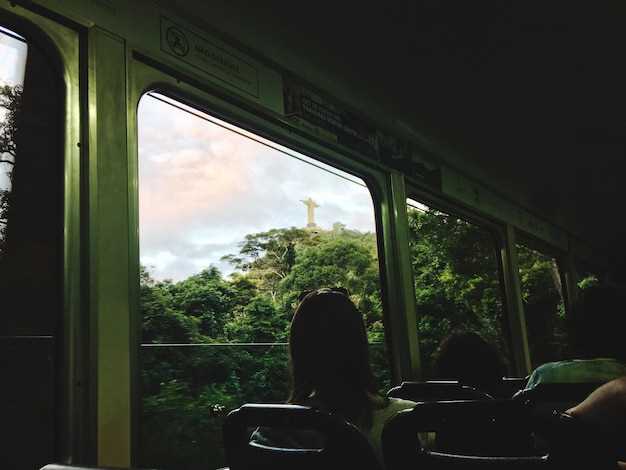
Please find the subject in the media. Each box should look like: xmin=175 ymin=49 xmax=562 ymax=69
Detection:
xmin=127 ymin=55 xmax=420 ymax=464
xmin=514 ymin=231 xmax=570 ymax=313
xmin=133 ymin=86 xmax=393 ymax=347
xmin=404 ymin=186 xmax=517 ymax=376
xmin=514 ymin=229 xmax=573 ymax=366
xmin=0 ymin=5 xmax=84 ymax=465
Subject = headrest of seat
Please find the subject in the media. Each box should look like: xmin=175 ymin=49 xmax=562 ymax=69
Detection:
xmin=224 ymin=403 xmax=382 ymax=470
xmin=41 ymin=465 xmax=160 ymax=470
xmin=387 ymin=381 xmax=493 ymax=401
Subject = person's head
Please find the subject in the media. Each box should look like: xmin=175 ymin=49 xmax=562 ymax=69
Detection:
xmin=574 ymin=285 xmax=626 ymax=361
xmin=288 ymin=287 xmax=382 ymax=423
xmin=434 ymin=331 xmax=506 ymax=389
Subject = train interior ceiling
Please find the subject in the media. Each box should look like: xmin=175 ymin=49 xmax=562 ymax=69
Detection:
xmin=2 ymin=0 xmax=626 ymax=469
xmin=165 ymin=0 xmax=626 ymax=270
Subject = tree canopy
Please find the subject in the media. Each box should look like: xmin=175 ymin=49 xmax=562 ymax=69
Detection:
xmin=0 ymin=85 xmax=22 ymax=257
xmin=139 ymin=208 xmax=568 ymax=470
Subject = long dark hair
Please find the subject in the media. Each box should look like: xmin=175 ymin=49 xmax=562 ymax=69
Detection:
xmin=288 ymin=288 xmax=386 ymax=428
xmin=434 ymin=331 xmax=506 ymax=390
xmin=573 ymin=285 xmax=626 ymax=361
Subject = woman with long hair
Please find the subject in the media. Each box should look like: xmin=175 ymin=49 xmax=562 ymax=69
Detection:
xmin=257 ymin=287 xmax=415 ymax=465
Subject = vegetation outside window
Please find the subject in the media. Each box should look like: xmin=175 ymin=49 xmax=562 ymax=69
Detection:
xmin=138 ymin=93 xmax=390 ymax=470
xmin=516 ymin=243 xmax=567 ymax=368
xmin=405 ymin=200 xmax=511 ymax=379
xmin=575 ymin=263 xmax=599 ymax=292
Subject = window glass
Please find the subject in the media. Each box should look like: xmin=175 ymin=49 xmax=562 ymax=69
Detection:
xmin=0 ymin=26 xmax=27 ymax=257
xmin=406 ymin=200 xmax=510 ymax=379
xmin=138 ymin=93 xmax=390 ymax=470
xmin=1 ymin=25 xmax=63 ymax=469
xmin=0 ymin=26 xmax=62 ymax=334
xmin=516 ymin=244 xmax=567 ymax=367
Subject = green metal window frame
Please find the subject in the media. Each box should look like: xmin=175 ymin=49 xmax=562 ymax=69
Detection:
xmin=0 ymin=0 xmax=85 ymax=464
xmin=126 ymin=56 xmax=421 ymax=465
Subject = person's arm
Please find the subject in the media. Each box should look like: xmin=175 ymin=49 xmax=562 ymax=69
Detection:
xmin=566 ymin=376 xmax=626 ymax=468
xmin=566 ymin=376 xmax=626 ymax=434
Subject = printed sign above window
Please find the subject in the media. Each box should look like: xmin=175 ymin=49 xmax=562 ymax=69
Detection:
xmin=160 ymin=17 xmax=260 ymax=98
xmin=283 ymin=76 xmax=441 ymax=189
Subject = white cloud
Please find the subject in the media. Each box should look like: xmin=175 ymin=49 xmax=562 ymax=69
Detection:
xmin=0 ymin=29 xmax=27 ymax=87
xmin=139 ymin=94 xmax=377 ymax=281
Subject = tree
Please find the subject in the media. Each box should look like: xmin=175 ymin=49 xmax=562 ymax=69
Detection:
xmin=164 ymin=267 xmax=239 ymax=338
xmin=0 ymin=85 xmax=22 ymax=256
xmin=407 ymin=208 xmax=507 ymax=375
xmin=222 ymin=227 xmax=314 ymax=300
xmin=0 ymin=84 xmax=21 ymax=161
xmin=225 ymin=295 xmax=286 ymax=343
xmin=516 ymin=244 xmax=567 ymax=364
xmin=140 ymin=267 xmax=200 ymax=344
xmin=278 ymin=234 xmax=382 ymax=322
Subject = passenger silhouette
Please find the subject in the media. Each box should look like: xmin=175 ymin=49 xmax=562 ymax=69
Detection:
xmin=525 ymin=285 xmax=626 ymax=389
xmin=434 ymin=331 xmax=506 ymax=396
xmin=252 ymin=287 xmax=415 ymax=468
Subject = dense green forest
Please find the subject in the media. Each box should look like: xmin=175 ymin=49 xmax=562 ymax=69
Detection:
xmin=139 ymin=208 xmax=566 ymax=469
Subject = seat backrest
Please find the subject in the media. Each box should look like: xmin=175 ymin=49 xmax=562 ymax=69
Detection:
xmin=383 ymin=400 xmax=620 ymax=470
xmin=41 ymin=466 xmax=159 ymax=470
xmin=494 ymin=377 xmax=529 ymax=398
xmin=544 ymin=412 xmax=620 ymax=470
xmin=386 ymin=381 xmax=493 ymax=402
xmin=382 ymin=399 xmax=536 ymax=469
xmin=411 ymin=452 xmax=548 ymax=470
xmin=223 ymin=403 xmax=382 ymax=470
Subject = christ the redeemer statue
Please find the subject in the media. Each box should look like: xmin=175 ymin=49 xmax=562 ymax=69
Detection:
xmin=301 ymin=197 xmax=319 ymax=228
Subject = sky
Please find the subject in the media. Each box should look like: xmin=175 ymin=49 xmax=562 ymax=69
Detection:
xmin=138 ymin=94 xmax=379 ymax=281
xmin=0 ymin=27 xmax=26 ymax=87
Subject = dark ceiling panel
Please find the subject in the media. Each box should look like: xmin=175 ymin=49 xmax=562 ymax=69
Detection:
xmin=170 ymin=0 xmax=626 ymax=265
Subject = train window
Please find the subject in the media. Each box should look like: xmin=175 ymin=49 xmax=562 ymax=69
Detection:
xmin=515 ymin=243 xmax=567 ymax=368
xmin=0 ymin=26 xmax=27 ymax=258
xmin=137 ymin=93 xmax=389 ymax=469
xmin=405 ymin=199 xmax=511 ymax=378
xmin=1 ymin=25 xmax=64 ymax=469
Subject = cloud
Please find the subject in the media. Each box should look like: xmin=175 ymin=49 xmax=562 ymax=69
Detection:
xmin=142 ymin=241 xmax=238 ymax=281
xmin=138 ymin=95 xmax=377 ymax=281
xmin=0 ymin=31 xmax=27 ymax=87
xmin=0 ymin=31 xmax=26 ymax=195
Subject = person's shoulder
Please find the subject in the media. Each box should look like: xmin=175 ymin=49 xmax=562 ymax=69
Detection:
xmin=529 ymin=360 xmax=564 ymax=377
xmin=527 ymin=359 xmax=625 ymax=389
xmin=371 ymin=397 xmax=416 ymax=419
xmin=370 ymin=397 xmax=416 ymax=429
xmin=526 ymin=361 xmax=569 ymax=388
xmin=563 ymin=357 xmax=626 ymax=374
xmin=386 ymin=397 xmax=417 ymax=412
xmin=539 ymin=359 xmax=579 ymax=371
xmin=595 ymin=357 xmax=626 ymax=368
